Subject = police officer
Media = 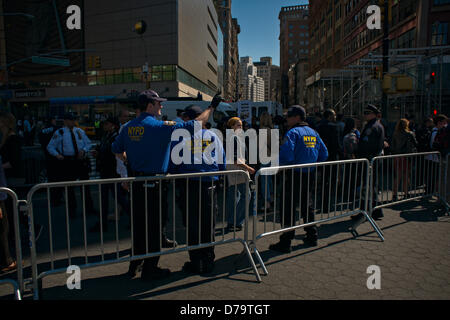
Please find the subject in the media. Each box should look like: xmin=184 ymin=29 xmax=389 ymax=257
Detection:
xmin=269 ymin=106 xmax=328 ymax=253
xmin=352 ymin=104 xmax=385 ymax=223
xmin=47 ymin=113 xmax=96 ymax=218
xmin=111 ymin=89 xmax=223 ymax=281
xmin=170 ymin=105 xmax=226 ymax=274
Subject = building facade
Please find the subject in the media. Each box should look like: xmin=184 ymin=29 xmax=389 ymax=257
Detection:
xmin=239 ymin=56 xmax=265 ymax=102
xmin=307 ymin=0 xmax=450 ymax=120
xmin=0 ymin=0 xmax=221 ymax=121
xmin=214 ymin=0 xmax=240 ymax=102
xmin=279 ymin=5 xmax=310 ymax=107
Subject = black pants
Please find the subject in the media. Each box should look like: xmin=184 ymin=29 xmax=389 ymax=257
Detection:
xmin=178 ymin=179 xmax=217 ymax=263
xmin=130 ymin=180 xmax=168 ymax=271
xmin=57 ymin=158 xmax=95 ymax=217
xmin=320 ymin=165 xmax=338 ymax=213
xmin=0 ymin=201 xmax=14 ymax=268
xmin=278 ymin=170 xmax=317 ymax=244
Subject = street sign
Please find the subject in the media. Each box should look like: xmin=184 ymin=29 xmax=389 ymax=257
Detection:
xmin=32 ymin=56 xmax=70 ymax=67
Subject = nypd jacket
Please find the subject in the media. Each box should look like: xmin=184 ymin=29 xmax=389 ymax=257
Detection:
xmin=279 ymin=122 xmax=328 ymax=169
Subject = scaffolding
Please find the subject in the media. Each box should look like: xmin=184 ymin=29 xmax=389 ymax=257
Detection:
xmin=306 ymin=45 xmax=450 ymax=122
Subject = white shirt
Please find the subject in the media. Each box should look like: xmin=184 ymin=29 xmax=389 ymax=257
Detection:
xmin=47 ymin=126 xmax=92 ymax=157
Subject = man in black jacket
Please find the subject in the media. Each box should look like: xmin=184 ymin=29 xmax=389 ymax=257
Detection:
xmin=90 ymin=116 xmax=120 ymax=232
xmin=353 ymin=104 xmax=385 ymax=223
xmin=316 ymin=109 xmax=342 ymax=213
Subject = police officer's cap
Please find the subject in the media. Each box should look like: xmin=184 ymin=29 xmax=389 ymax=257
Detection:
xmin=285 ymin=105 xmax=306 ymax=119
xmin=63 ymin=113 xmax=75 ymax=121
xmin=364 ymin=104 xmax=381 ymax=115
xmin=138 ymin=89 xmax=168 ymax=106
xmin=183 ymin=105 xmax=203 ymax=120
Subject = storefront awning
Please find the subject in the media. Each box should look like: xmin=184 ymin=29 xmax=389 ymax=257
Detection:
xmin=49 ymin=96 xmax=115 ymax=105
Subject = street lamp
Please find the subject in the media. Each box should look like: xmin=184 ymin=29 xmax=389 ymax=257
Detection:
xmin=133 ymin=20 xmax=150 ymax=89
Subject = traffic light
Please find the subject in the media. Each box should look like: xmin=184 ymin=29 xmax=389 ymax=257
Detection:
xmin=94 ymin=56 xmax=101 ymax=69
xmin=430 ymin=72 xmax=436 ymax=84
xmin=134 ymin=20 xmax=147 ymax=35
xmin=434 ymin=109 xmax=438 ymax=116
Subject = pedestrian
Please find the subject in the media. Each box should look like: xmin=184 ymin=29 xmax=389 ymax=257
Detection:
xmin=90 ymin=116 xmax=120 ymax=232
xmin=111 ymin=89 xmax=223 ymax=280
xmin=23 ymin=115 xmax=34 ymax=146
xmin=354 ymin=104 xmax=386 ymax=221
xmin=416 ymin=118 xmax=434 ymax=153
xmin=174 ymin=109 xmax=184 ymax=123
xmin=170 ymin=104 xmax=225 ymax=274
xmin=269 ymin=105 xmax=328 ymax=253
xmin=46 ymin=113 xmax=96 ymax=218
xmin=391 ymin=118 xmax=418 ymax=201
xmin=225 ymin=117 xmax=256 ymax=232
xmin=316 ymin=109 xmax=342 ymax=214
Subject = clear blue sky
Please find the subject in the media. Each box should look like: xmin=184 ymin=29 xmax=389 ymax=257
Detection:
xmin=232 ymin=0 xmax=309 ymax=66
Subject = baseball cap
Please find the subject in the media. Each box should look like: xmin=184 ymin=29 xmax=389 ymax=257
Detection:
xmin=138 ymin=89 xmax=168 ymax=106
xmin=364 ymin=104 xmax=381 ymax=115
xmin=183 ymin=104 xmax=203 ymax=120
xmin=285 ymin=105 xmax=306 ymax=119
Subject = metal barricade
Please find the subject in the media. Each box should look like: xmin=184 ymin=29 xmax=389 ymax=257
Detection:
xmin=0 ymin=187 xmax=24 ymax=300
xmin=0 ymin=279 xmax=22 ymax=300
xmin=443 ymin=154 xmax=450 ymax=211
xmin=250 ymin=159 xmax=384 ymax=276
xmin=352 ymin=152 xmax=449 ymax=231
xmin=26 ymin=170 xmax=260 ymax=299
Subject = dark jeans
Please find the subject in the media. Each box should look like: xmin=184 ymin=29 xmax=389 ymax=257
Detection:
xmin=278 ymin=170 xmax=317 ymax=244
xmin=0 ymin=201 xmax=14 ymax=267
xmin=130 ymin=180 xmax=168 ymax=271
xmin=178 ymin=179 xmax=217 ymax=263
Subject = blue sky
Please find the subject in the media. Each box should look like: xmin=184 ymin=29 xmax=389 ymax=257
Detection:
xmin=232 ymin=0 xmax=309 ymax=66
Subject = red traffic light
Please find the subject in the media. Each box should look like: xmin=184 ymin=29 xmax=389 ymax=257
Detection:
xmin=433 ymin=109 xmax=438 ymax=116
xmin=430 ymin=72 xmax=436 ymax=84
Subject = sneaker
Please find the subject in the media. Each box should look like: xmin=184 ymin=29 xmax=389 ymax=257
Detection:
xmin=141 ymin=267 xmax=171 ymax=281
xmin=162 ymin=235 xmax=178 ymax=248
xmin=302 ymin=237 xmax=318 ymax=247
xmin=268 ymin=241 xmax=292 ymax=253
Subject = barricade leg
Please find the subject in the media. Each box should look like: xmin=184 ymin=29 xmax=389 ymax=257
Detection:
xmin=0 ymin=279 xmax=22 ymax=300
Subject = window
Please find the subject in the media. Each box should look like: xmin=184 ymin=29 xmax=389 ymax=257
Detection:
xmin=289 ymin=33 xmax=293 ymax=37
xmin=289 ymin=41 xmax=293 ymax=46
xmin=432 ymin=22 xmax=448 ymax=45
xmin=300 ymin=33 xmax=304 ymax=37
xmin=289 ymin=25 xmax=294 ymax=29
xmin=207 ymin=24 xmax=217 ymax=45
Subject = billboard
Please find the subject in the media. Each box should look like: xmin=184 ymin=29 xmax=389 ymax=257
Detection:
xmin=3 ymin=0 xmax=84 ymax=76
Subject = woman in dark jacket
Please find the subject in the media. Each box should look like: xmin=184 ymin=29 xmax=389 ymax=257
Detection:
xmin=391 ymin=118 xmax=418 ymax=200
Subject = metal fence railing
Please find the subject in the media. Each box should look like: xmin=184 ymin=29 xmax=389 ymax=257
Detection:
xmin=25 ymin=170 xmax=260 ymax=299
xmin=250 ymin=159 xmax=384 ymax=276
xmin=351 ymin=152 xmax=450 ymax=231
xmin=0 ymin=187 xmax=24 ymax=300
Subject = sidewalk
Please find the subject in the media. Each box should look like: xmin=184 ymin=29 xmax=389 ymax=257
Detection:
xmin=1 ymin=198 xmax=449 ymax=300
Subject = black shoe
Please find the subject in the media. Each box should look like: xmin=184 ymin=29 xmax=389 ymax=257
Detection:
xmin=162 ymin=235 xmax=178 ymax=248
xmin=269 ymin=241 xmax=292 ymax=253
xmin=303 ymin=237 xmax=318 ymax=247
xmin=125 ymin=260 xmax=143 ymax=278
xmin=372 ymin=209 xmax=384 ymax=220
xmin=141 ymin=267 xmax=171 ymax=281
xmin=34 ymin=223 xmax=44 ymax=242
xmin=89 ymin=222 xmax=108 ymax=233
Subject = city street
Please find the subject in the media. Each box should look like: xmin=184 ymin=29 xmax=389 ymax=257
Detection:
xmin=1 ymin=197 xmax=449 ymax=300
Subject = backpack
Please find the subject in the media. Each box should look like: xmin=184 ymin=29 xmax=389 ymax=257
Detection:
xmin=432 ymin=126 xmax=450 ymax=156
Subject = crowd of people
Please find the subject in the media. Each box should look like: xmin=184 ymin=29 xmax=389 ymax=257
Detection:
xmin=0 ymin=90 xmax=449 ymax=280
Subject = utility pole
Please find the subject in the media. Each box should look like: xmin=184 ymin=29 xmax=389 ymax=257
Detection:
xmin=381 ymin=0 xmax=390 ymax=118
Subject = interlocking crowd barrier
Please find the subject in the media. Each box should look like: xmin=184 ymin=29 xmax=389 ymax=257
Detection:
xmin=351 ymin=151 xmax=450 ymax=231
xmin=250 ymin=159 xmax=384 ymax=276
xmin=0 ymin=187 xmax=24 ymax=300
xmin=25 ymin=170 xmax=259 ymax=299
